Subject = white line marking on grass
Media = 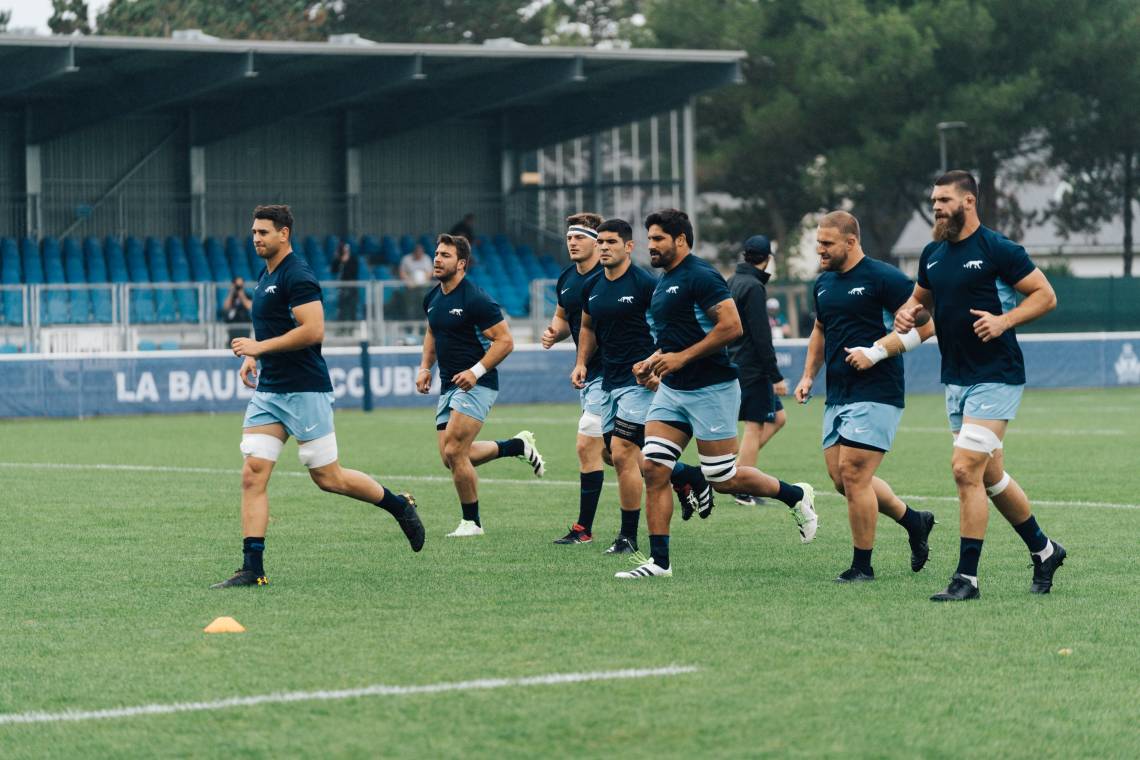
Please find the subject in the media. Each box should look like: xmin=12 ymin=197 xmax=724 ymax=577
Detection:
xmin=0 ymin=665 xmax=698 ymax=726
xmin=5 ymin=461 xmax=1138 ymax=510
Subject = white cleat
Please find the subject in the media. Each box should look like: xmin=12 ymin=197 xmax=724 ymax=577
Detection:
xmin=615 ymin=556 xmax=673 ymax=579
xmin=790 ymin=482 xmax=818 ymax=543
xmin=447 ymin=519 xmax=485 ymax=537
xmin=515 ymin=430 xmax=545 ymax=478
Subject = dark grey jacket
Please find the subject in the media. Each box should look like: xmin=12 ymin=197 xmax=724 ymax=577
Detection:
xmin=727 ymin=262 xmax=781 ymax=386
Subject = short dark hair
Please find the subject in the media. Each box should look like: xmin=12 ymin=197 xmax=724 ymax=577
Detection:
xmin=566 ymin=212 xmax=603 ymax=230
xmin=253 ymin=204 xmax=294 ymax=234
xmin=818 ymin=210 xmax=861 ymax=241
xmin=934 ymin=170 xmax=979 ymax=199
xmin=644 ymin=208 xmax=694 ymax=248
xmin=596 ymin=217 xmax=633 ymax=242
xmin=436 ymin=233 xmax=472 ymax=265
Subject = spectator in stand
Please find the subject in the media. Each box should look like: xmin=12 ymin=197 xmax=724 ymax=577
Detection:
xmin=449 ymin=213 xmax=476 ymax=243
xmin=223 ymin=276 xmax=253 ymax=341
xmin=768 ymin=297 xmax=791 ymax=340
xmin=400 ymin=243 xmax=434 ymax=286
xmin=330 ymin=242 xmax=360 ymax=322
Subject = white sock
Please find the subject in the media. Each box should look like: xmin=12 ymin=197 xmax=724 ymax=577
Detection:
xmin=959 ymin=574 xmax=979 ymax=587
xmin=1033 ymin=540 xmax=1054 ymax=562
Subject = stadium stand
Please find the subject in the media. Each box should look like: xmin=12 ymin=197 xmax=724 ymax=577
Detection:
xmin=0 ymin=234 xmax=566 ymax=324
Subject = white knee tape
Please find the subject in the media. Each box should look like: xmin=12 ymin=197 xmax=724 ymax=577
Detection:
xmin=297 ymin=432 xmax=338 ymax=469
xmin=578 ymin=411 xmax=603 ymax=438
xmin=954 ymin=423 xmax=1003 ymax=455
xmin=700 ymin=453 xmax=738 ymax=483
xmin=642 ymin=436 xmax=681 ymax=467
xmin=986 ymin=471 xmax=1011 ymax=497
xmin=240 ymin=433 xmax=283 ymax=462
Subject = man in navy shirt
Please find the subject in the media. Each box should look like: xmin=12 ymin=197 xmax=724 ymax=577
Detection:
xmin=794 ymin=211 xmax=937 ymax=584
xmin=417 ymin=233 xmax=545 ymax=537
xmin=541 ymin=213 xmax=609 ymax=545
xmin=212 ymin=205 xmax=424 ymax=589
xmin=895 ymin=171 xmax=1065 ymax=601
xmin=617 ymin=209 xmax=818 ymax=579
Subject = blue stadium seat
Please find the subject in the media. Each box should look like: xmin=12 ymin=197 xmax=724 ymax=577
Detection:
xmin=381 ymin=235 xmax=400 ymax=266
xmin=398 ymin=234 xmax=415 ymax=255
xmin=225 ymin=236 xmax=251 ymax=281
xmin=146 ymin=237 xmax=178 ymax=324
xmin=205 ymin=237 xmax=230 ymax=282
xmin=125 ymin=237 xmax=156 ymax=324
xmin=104 ymin=237 xmax=129 ymax=283
xmin=167 ymin=239 xmax=199 ymax=324
xmin=40 ymin=238 xmax=69 ymax=324
xmin=63 ymin=238 xmax=91 ymax=324
xmin=159 ymin=340 xmax=179 ymax=351
xmin=417 ymin=234 xmax=434 ymax=254
xmin=22 ymin=238 xmax=44 ymax=284
xmin=82 ymin=238 xmax=113 ymax=324
xmin=0 ymin=343 xmax=18 ymax=353
xmin=244 ymin=236 xmax=261 ymax=279
xmin=137 ymin=340 xmax=158 ymax=351
xmin=187 ymin=236 xmax=212 ymax=282
xmin=1 ymin=237 xmax=19 ymax=283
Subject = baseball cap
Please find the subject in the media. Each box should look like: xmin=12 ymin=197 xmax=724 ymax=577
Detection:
xmin=743 ymin=235 xmax=772 ymax=259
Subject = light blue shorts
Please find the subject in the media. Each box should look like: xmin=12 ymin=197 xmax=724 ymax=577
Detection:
xmin=243 ymin=391 xmax=335 ymax=441
xmin=945 ymin=383 xmax=1024 ymax=432
xmin=646 ymin=379 xmax=741 ymax=441
xmin=579 ymin=376 xmax=611 ymax=418
xmin=602 ymin=384 xmax=655 ymax=432
xmin=822 ymin=402 xmax=904 ymax=452
xmin=436 ymin=384 xmax=498 ymax=427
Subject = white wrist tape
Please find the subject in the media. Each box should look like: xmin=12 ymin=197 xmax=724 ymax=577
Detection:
xmin=899 ymin=328 xmax=922 ymax=352
xmin=861 ymin=344 xmax=889 ymax=365
xmin=470 ymin=361 xmax=488 ymax=379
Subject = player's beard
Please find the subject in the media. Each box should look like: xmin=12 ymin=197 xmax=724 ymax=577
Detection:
xmin=434 ymin=261 xmax=459 ymax=283
xmin=932 ymin=207 xmax=966 ymax=242
xmin=821 ymin=248 xmax=848 ymax=272
xmin=649 ymin=242 xmax=675 ymax=269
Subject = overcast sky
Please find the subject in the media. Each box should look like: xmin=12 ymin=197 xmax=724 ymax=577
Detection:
xmin=6 ymin=0 xmax=105 ymax=33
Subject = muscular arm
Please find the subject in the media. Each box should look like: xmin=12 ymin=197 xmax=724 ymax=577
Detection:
xmin=894 ymin=284 xmax=935 ymax=332
xmin=1001 ymin=269 xmax=1057 ymax=329
xmin=544 ymin=305 xmax=572 ymax=345
xmin=574 ymin=314 xmax=598 ymax=370
xmin=416 ymin=327 xmax=436 ymax=393
xmin=794 ymin=320 xmax=825 ymax=402
xmin=231 ymin=301 xmax=323 ymax=358
xmin=649 ymin=298 xmax=742 ymax=378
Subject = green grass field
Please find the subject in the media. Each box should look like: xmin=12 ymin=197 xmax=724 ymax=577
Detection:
xmin=2 ymin=387 xmax=1139 ymax=758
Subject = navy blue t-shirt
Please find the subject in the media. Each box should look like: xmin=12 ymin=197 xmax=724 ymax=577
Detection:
xmin=582 ymin=264 xmax=659 ymax=391
xmin=813 ymin=257 xmax=914 ymax=407
xmin=917 ymin=226 xmax=1035 ymax=386
xmin=556 ymin=262 xmax=604 ymax=382
xmin=251 ymin=252 xmax=332 ymax=393
xmin=424 ymin=277 xmax=505 ymax=392
xmin=647 ymin=254 xmax=738 ymax=391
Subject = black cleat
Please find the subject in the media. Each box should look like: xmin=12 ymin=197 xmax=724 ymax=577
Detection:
xmin=908 ymin=511 xmax=936 ymax=572
xmin=835 ymin=567 xmax=875 ymax=583
xmin=394 ymin=493 xmax=425 ymax=552
xmin=605 ymin=535 xmax=638 ymax=555
xmin=553 ymin=524 xmax=593 ymax=545
xmin=674 ymin=483 xmax=698 ymax=521
xmin=210 ymin=568 xmax=268 ymax=589
xmin=1030 ymin=540 xmax=1066 ymax=594
xmin=930 ymin=573 xmax=980 ymax=602
xmin=696 ymin=485 xmax=715 ymax=519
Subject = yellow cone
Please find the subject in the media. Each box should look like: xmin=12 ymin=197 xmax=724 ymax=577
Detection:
xmin=204 ymin=616 xmax=246 ymax=634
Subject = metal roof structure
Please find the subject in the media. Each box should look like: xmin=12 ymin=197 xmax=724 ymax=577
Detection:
xmin=0 ymin=34 xmax=745 ymax=148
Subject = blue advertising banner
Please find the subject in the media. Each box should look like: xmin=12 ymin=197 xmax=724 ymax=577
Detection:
xmin=1 ymin=334 xmax=1138 ymax=419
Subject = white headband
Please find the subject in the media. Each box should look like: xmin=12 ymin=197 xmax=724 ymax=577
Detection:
xmin=566 ymin=225 xmax=598 ymax=240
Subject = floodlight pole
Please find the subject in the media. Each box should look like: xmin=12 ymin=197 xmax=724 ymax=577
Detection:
xmin=937 ymin=121 xmax=968 ymax=174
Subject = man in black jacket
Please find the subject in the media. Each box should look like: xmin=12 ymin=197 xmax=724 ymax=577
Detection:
xmin=727 ymin=235 xmax=788 ymax=506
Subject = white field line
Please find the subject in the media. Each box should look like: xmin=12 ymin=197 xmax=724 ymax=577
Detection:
xmin=3 ymin=461 xmax=1138 ymax=511
xmin=0 ymin=665 xmax=698 ymax=726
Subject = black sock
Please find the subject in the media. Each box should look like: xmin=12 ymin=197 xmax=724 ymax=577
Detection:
xmin=670 ymin=462 xmax=706 ymax=491
xmin=897 ymin=505 xmax=924 ymax=532
xmin=495 ymin=438 xmax=524 ymax=458
xmin=242 ymin=537 xmax=265 ymax=576
xmin=461 ymin=501 xmax=481 ymax=527
xmin=649 ymin=534 xmax=670 ymax=569
xmin=1012 ymin=515 xmax=1048 ymax=553
xmin=376 ymin=488 xmax=408 ymax=517
xmin=774 ymin=481 xmax=804 ymax=508
xmin=852 ymin=547 xmax=874 ymax=572
xmin=956 ymin=537 xmax=984 ymax=578
xmin=577 ymin=470 xmax=604 ymax=533
xmin=620 ymin=508 xmax=641 ymax=539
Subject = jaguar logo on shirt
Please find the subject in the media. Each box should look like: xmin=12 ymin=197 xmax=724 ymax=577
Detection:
xmin=847 ymin=287 xmax=866 ymax=296
xmin=619 ymin=296 xmax=635 ymax=303
xmin=449 ymin=308 xmax=464 ymax=316
xmin=964 ymin=260 xmax=983 ymax=270
xmin=264 ymin=285 xmax=277 ymax=294
xmin=666 ymin=286 xmax=679 ymax=294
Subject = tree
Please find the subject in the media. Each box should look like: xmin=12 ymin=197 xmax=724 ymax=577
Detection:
xmin=49 ymin=0 xmax=91 ymax=35
xmin=330 ymin=1 xmax=544 ymax=44
xmin=96 ymin=0 xmax=330 ymax=40
xmin=1043 ymin=0 xmax=1140 ymax=276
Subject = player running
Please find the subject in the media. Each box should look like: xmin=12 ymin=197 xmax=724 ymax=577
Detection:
xmin=895 ymin=171 xmax=1065 ymax=601
xmin=618 ymin=209 xmax=818 ymax=579
xmin=212 ymin=205 xmax=423 ymax=589
xmin=794 ymin=211 xmax=937 ymax=583
xmin=416 ymin=233 xmax=544 ymax=538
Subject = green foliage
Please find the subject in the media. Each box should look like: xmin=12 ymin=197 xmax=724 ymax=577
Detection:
xmin=95 ymin=0 xmax=331 ymax=40
xmin=330 ymin=0 xmax=545 ymax=44
xmin=0 ymin=9 xmax=10 ymax=32
xmin=49 ymin=0 xmax=91 ymax=34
